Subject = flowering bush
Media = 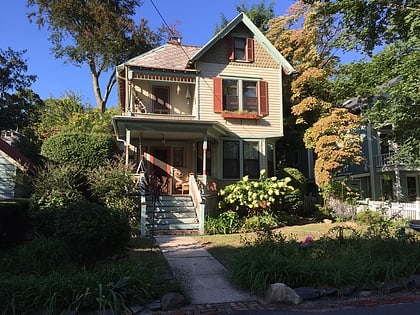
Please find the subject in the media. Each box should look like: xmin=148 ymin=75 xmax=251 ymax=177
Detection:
xmin=218 ymin=169 xmax=295 ymax=216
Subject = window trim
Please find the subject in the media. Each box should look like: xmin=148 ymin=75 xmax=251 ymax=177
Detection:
xmin=222 ymin=139 xmax=262 ymax=180
xmin=227 ymin=36 xmax=254 ymax=62
xmin=213 ymin=77 xmax=268 ymax=117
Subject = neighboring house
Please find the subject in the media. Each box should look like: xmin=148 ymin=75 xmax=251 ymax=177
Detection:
xmin=112 ymin=12 xmax=294 ymax=197
xmin=0 ymin=138 xmax=35 ymax=199
xmin=341 ymin=96 xmax=420 ymax=202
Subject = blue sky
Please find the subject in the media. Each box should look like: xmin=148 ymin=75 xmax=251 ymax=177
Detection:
xmin=1 ymin=0 xmax=358 ymax=108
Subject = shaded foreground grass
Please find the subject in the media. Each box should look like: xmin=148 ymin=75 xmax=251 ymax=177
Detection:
xmin=195 ymin=222 xmax=420 ymax=296
xmin=196 ymin=222 xmax=356 ymax=268
xmin=0 ymin=237 xmax=179 ymax=314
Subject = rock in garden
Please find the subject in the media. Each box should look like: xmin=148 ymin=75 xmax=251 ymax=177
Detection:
xmin=265 ymin=283 xmax=302 ymax=305
xmin=382 ymin=281 xmax=404 ymax=293
xmin=294 ymin=287 xmax=322 ymax=300
xmin=339 ymin=285 xmax=357 ymax=296
xmin=161 ymin=292 xmax=186 ymax=311
xmin=409 ymin=275 xmax=420 ymax=289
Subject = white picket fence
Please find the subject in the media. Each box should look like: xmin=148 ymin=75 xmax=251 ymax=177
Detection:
xmin=358 ymin=199 xmax=420 ymax=221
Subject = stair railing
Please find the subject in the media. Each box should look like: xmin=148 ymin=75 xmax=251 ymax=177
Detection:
xmin=188 ymin=173 xmax=205 ymax=235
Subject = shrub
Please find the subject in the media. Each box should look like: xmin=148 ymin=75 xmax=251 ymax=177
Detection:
xmin=0 ymin=199 xmax=30 ymax=248
xmin=29 ymin=163 xmax=86 ymax=236
xmin=55 ymin=201 xmax=131 ymax=263
xmin=278 ymin=167 xmax=306 ymax=195
xmin=0 ymin=236 xmax=70 ymax=275
xmin=218 ymin=169 xmax=295 ymax=216
xmin=241 ymin=212 xmax=281 ymax=232
xmin=41 ymin=133 xmax=119 ymax=169
xmin=204 ymin=211 xmax=243 ymax=235
xmin=88 ymin=157 xmax=138 ymax=229
xmin=278 ymin=167 xmax=308 ymax=214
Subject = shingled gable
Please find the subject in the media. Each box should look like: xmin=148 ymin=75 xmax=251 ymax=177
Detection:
xmin=0 ymin=139 xmax=36 ymax=173
xmin=188 ymin=12 xmax=295 ymax=75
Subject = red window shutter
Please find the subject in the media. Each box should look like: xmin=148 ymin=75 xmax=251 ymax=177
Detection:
xmin=259 ymin=80 xmax=268 ymax=115
xmin=226 ymin=37 xmax=234 ymax=60
xmin=213 ymin=77 xmax=223 ymax=113
xmin=246 ymin=38 xmax=254 ymax=62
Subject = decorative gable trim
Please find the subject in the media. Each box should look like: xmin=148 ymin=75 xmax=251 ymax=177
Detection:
xmin=190 ymin=12 xmax=294 ymax=74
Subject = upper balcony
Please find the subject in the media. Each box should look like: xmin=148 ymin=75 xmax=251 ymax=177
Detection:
xmin=375 ymin=152 xmax=412 ymax=170
xmin=122 ymin=80 xmax=196 ymax=121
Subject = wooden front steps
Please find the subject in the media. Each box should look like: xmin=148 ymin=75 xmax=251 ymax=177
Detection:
xmin=146 ymin=195 xmax=199 ymax=235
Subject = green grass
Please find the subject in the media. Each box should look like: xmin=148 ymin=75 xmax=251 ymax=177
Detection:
xmin=195 ymin=221 xmax=420 ymax=296
xmin=0 ymin=236 xmax=179 ymax=315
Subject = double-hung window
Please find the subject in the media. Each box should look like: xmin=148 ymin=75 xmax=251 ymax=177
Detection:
xmin=213 ymin=78 xmax=268 ymax=115
xmin=222 ymin=140 xmax=261 ymax=179
xmin=227 ymin=37 xmax=254 ymax=62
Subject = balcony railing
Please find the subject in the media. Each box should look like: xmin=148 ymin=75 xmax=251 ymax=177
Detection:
xmin=376 ymin=153 xmax=397 ymax=168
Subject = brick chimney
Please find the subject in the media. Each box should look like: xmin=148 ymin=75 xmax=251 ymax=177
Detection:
xmin=168 ymin=36 xmax=182 ymax=44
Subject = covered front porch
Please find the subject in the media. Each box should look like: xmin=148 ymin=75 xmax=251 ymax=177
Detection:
xmin=112 ymin=115 xmax=231 ymax=195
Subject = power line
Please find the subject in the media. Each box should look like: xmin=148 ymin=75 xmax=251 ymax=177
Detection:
xmin=149 ymin=0 xmax=194 ymax=61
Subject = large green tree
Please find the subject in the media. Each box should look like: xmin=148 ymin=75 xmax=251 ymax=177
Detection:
xmin=333 ymin=41 xmax=420 ymax=166
xmin=33 ymin=92 xmax=118 ymax=141
xmin=312 ymin=0 xmax=420 ymax=166
xmin=0 ymin=47 xmax=42 ymax=132
xmin=215 ymin=0 xmax=275 ymax=33
xmin=27 ymin=0 xmax=162 ymax=112
xmin=303 ymin=0 xmax=419 ymax=54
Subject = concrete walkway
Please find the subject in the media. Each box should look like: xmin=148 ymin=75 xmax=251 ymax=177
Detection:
xmin=155 ymin=235 xmax=258 ymax=305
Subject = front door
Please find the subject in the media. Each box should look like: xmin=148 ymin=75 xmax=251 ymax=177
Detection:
xmin=153 ymin=86 xmax=170 ymax=114
xmin=151 ymin=147 xmax=171 ymax=194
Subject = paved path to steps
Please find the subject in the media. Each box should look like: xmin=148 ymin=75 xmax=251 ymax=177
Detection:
xmin=154 ymin=235 xmax=258 ymax=305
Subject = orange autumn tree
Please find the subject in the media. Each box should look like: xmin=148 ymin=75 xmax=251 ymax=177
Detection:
xmin=304 ymin=108 xmax=363 ymax=185
xmin=267 ymin=0 xmax=363 ymax=188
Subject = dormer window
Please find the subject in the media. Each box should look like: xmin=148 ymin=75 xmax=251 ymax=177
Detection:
xmin=227 ymin=37 xmax=254 ymax=62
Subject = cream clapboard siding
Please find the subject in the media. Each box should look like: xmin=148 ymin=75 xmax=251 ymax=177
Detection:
xmin=0 ymin=155 xmax=16 ymax=199
xmin=196 ymin=61 xmax=283 ymax=139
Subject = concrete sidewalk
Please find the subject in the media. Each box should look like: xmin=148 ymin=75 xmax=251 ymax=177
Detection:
xmin=155 ymin=235 xmax=258 ymax=305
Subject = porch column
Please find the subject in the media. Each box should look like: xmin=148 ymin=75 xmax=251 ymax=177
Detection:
xmin=202 ymin=135 xmax=208 ymax=194
xmin=125 ymin=129 xmax=131 ymax=167
xmin=367 ymin=122 xmax=378 ymax=200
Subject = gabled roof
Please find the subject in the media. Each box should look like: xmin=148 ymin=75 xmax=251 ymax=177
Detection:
xmin=189 ymin=12 xmax=295 ymax=75
xmin=0 ymin=138 xmax=36 ymax=173
xmin=119 ymin=43 xmax=201 ymax=72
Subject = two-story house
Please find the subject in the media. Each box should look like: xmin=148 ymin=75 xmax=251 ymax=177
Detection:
xmin=112 ymin=13 xmax=294 ymax=234
xmin=342 ymin=96 xmax=420 ymax=202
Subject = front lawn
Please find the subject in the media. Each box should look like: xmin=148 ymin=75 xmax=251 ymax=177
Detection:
xmin=195 ymin=221 xmax=420 ymax=296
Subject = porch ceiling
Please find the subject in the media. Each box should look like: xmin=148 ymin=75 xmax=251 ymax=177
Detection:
xmin=112 ymin=116 xmax=232 ymax=142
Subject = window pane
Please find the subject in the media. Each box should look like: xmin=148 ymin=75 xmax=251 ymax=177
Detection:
xmin=243 ymin=81 xmax=257 ymax=112
xmin=234 ymin=38 xmax=246 ymax=60
xmin=223 ymin=80 xmax=239 ymax=111
xmin=243 ymin=141 xmax=259 ymax=179
xmin=224 ymin=140 xmax=239 ymax=158
xmin=223 ymin=141 xmax=239 ymax=178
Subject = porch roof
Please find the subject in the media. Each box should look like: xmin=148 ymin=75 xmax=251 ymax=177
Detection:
xmin=112 ymin=115 xmax=233 ymax=142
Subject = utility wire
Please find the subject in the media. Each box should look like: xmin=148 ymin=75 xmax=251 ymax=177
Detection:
xmin=149 ymin=0 xmax=192 ymax=60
